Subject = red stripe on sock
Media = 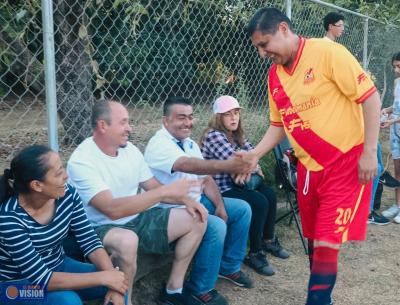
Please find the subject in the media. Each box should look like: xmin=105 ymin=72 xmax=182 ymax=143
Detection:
xmin=310 ymin=284 xmax=331 ymax=291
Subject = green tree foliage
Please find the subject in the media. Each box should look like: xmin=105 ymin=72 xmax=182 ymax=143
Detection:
xmin=325 ymin=0 xmax=400 ymax=25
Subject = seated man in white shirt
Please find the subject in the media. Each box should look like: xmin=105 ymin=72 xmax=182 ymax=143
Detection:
xmin=67 ymin=100 xmax=208 ymax=305
xmin=144 ymin=96 xmax=253 ymax=305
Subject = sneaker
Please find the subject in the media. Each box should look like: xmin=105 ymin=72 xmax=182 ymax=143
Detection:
xmin=382 ymin=205 xmax=400 ymax=218
xmin=262 ymin=236 xmax=290 ymax=259
xmin=159 ymin=288 xmax=185 ymax=305
xmin=393 ymin=213 xmax=400 ymax=224
xmin=367 ymin=211 xmax=390 ymax=225
xmin=186 ymin=289 xmax=228 ymax=305
xmin=218 ymin=270 xmax=253 ymax=288
xmin=379 ymin=171 xmax=400 ymax=188
xmin=244 ymin=251 xmax=275 ymax=276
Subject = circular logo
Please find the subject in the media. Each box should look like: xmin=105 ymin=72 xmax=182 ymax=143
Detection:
xmin=6 ymin=285 xmax=19 ymax=299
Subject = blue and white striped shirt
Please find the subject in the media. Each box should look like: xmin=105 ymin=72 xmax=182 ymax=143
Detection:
xmin=0 ymin=184 xmax=103 ymax=286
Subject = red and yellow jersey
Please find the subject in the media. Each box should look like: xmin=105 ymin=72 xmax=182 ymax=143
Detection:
xmin=268 ymin=37 xmax=377 ymax=171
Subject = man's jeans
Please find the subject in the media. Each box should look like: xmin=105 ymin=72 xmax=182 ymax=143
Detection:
xmin=370 ymin=143 xmax=384 ymax=211
xmin=0 ymin=257 xmax=121 ymax=305
xmin=186 ymin=195 xmax=251 ymax=294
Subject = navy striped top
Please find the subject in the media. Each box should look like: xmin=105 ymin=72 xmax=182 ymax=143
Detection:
xmin=0 ymin=184 xmax=103 ymax=286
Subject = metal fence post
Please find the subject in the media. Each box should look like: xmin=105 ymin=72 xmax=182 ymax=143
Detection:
xmin=286 ymin=0 xmax=292 ymax=19
xmin=41 ymin=0 xmax=59 ymax=151
xmin=363 ymin=18 xmax=369 ymax=70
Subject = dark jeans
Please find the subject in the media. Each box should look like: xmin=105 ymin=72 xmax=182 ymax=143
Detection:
xmin=373 ymin=182 xmax=383 ymax=211
xmin=223 ymin=183 xmax=277 ymax=253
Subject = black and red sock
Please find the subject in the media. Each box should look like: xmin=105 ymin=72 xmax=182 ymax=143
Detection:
xmin=306 ymin=246 xmax=338 ymax=305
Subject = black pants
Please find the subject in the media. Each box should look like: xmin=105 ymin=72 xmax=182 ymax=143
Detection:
xmin=373 ymin=182 xmax=383 ymax=211
xmin=223 ymin=182 xmax=277 ymax=253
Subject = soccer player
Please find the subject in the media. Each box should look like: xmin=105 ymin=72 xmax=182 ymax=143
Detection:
xmin=245 ymin=7 xmax=381 ymax=305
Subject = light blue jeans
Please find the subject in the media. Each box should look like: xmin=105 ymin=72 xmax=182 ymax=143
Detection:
xmin=0 ymin=257 xmax=126 ymax=305
xmin=370 ymin=143 xmax=384 ymax=211
xmin=186 ymin=195 xmax=251 ymax=294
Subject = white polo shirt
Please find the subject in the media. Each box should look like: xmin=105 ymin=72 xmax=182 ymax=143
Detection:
xmin=67 ymin=137 xmax=153 ymax=226
xmin=144 ymin=126 xmax=205 ymax=202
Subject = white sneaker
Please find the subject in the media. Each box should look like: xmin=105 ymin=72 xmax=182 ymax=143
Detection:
xmin=382 ymin=205 xmax=400 ymax=218
xmin=394 ymin=213 xmax=400 ymax=224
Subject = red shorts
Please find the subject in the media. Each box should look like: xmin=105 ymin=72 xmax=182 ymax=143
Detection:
xmin=297 ymin=145 xmax=372 ymax=244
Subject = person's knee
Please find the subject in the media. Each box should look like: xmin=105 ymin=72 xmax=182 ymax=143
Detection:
xmin=205 ymin=215 xmax=226 ymax=243
xmin=107 ymin=230 xmax=138 ymax=268
xmin=249 ymin=194 xmax=270 ymax=214
xmin=237 ymin=199 xmax=252 ymax=221
xmin=225 ymin=198 xmax=252 ymax=220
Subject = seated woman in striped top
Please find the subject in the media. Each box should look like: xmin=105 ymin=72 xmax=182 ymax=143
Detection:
xmin=0 ymin=145 xmax=128 ymax=305
xmin=200 ymin=95 xmax=289 ymax=276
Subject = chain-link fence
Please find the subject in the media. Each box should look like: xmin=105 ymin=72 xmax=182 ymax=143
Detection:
xmin=1 ymin=0 xmax=400 ymax=172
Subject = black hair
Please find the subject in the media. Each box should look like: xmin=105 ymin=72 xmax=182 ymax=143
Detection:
xmin=91 ymin=100 xmax=112 ymax=129
xmin=0 ymin=145 xmax=52 ymax=203
xmin=247 ymin=7 xmax=294 ymax=36
xmin=323 ymin=12 xmax=345 ymax=31
xmin=163 ymin=96 xmax=192 ymax=116
xmin=392 ymin=52 xmax=400 ymax=63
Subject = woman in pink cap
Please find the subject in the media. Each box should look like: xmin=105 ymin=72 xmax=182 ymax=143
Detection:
xmin=200 ymin=95 xmax=289 ymax=277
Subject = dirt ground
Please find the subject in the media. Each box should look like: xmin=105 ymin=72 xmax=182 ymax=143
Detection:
xmin=1 ymin=103 xmax=399 ymax=305
xmin=131 ymin=197 xmax=400 ymax=305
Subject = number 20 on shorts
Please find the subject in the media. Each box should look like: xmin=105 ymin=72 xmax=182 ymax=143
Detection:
xmin=335 ymin=208 xmax=352 ymax=226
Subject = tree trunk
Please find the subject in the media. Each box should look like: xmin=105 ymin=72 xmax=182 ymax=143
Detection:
xmin=54 ymin=0 xmax=93 ymax=145
xmin=0 ymin=30 xmax=44 ymax=95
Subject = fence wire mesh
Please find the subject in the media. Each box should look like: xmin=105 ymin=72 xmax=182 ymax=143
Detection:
xmin=1 ymin=0 xmax=400 ymax=174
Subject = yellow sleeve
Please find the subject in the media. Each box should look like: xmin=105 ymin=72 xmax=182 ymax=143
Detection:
xmin=328 ymin=44 xmax=376 ymax=104
xmin=267 ymin=75 xmax=283 ymax=127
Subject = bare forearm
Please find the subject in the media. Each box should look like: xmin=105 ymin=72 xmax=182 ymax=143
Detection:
xmin=47 ymin=271 xmax=104 ymax=291
xmin=362 ymin=92 xmax=381 ymax=153
xmin=253 ymin=125 xmax=286 ymax=159
xmin=173 ymin=157 xmax=233 ymax=175
xmin=87 ymin=248 xmax=114 ymax=271
xmin=92 ymin=185 xmax=172 ymax=220
xmin=202 ymin=177 xmax=225 ymax=209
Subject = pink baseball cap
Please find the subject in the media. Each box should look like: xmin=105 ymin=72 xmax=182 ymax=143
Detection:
xmin=213 ymin=95 xmax=242 ymax=114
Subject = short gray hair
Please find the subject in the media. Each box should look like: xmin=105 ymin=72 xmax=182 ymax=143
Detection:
xmin=91 ymin=100 xmax=112 ymax=129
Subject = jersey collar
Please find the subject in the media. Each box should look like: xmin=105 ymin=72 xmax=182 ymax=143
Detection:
xmin=283 ymin=36 xmax=306 ymax=76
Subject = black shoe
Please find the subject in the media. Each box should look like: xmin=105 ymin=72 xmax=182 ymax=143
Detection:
xmin=379 ymin=171 xmax=400 ymax=188
xmin=159 ymin=288 xmax=185 ymax=305
xmin=367 ymin=211 xmax=390 ymax=225
xmin=186 ymin=289 xmax=228 ymax=305
xmin=218 ymin=270 xmax=253 ymax=288
xmin=244 ymin=251 xmax=275 ymax=276
xmin=262 ymin=236 xmax=290 ymax=259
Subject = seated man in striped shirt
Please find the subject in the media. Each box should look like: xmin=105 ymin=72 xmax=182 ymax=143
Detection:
xmin=0 ymin=145 xmax=128 ymax=305
xmin=67 ymin=100 xmax=208 ymax=305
